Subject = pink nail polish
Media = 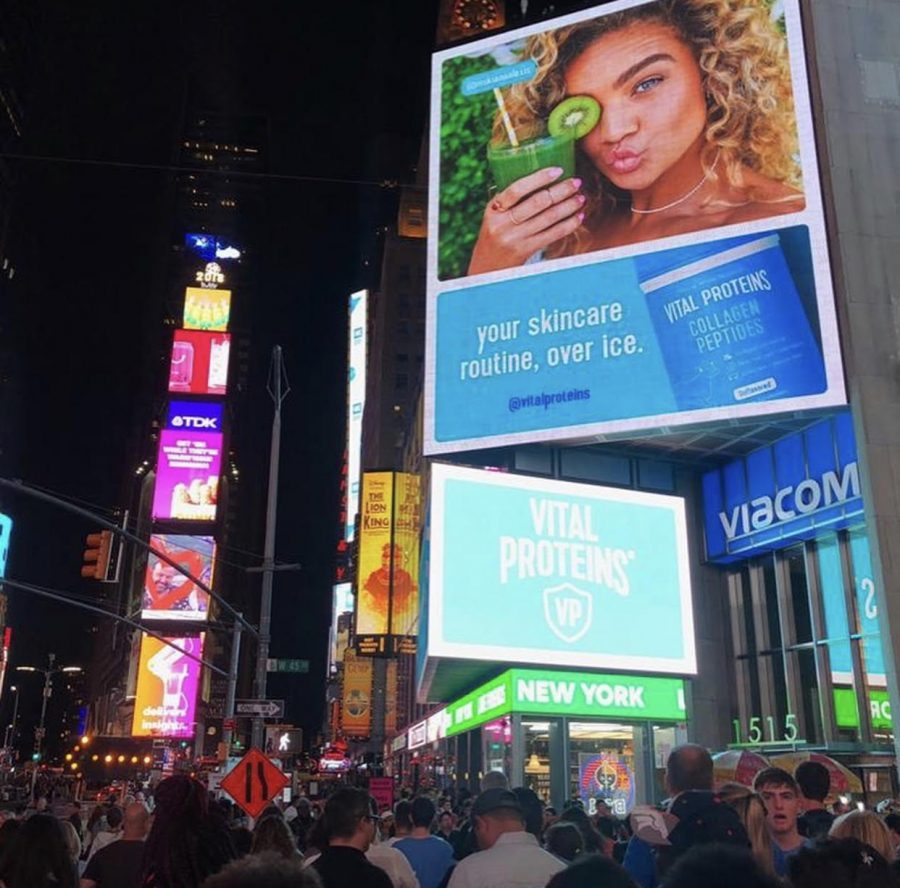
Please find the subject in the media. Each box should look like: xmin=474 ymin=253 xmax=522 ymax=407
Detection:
xmin=572 ymin=178 xmax=583 ymax=189
xmin=577 ymin=194 xmax=586 ymax=205
xmin=577 ymin=212 xmax=585 ymax=223
xmin=546 ymin=167 xmax=564 ymax=180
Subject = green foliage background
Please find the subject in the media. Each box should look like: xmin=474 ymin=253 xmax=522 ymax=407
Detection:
xmin=438 ymin=55 xmax=496 ymax=280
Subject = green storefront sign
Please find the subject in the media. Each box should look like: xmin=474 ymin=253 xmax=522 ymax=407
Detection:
xmin=834 ymin=688 xmax=892 ymax=731
xmin=445 ymin=669 xmax=686 ymax=738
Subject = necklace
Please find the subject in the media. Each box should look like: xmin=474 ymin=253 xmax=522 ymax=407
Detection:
xmin=631 ymin=151 xmax=721 ymax=215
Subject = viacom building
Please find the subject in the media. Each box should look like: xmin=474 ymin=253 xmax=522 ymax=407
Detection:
xmin=388 ymin=0 xmax=900 ymax=810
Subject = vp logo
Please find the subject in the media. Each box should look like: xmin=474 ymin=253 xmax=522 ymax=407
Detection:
xmin=543 ymin=583 xmax=593 ymax=644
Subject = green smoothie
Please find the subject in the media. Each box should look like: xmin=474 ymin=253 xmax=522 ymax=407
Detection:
xmin=488 ymin=130 xmax=576 ymax=192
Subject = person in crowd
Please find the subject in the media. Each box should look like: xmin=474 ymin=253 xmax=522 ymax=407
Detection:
xmin=480 ymin=772 xmax=509 ymax=792
xmin=446 ymin=788 xmax=564 ymax=888
xmin=85 ymin=805 xmax=123 ymax=863
xmin=283 ymin=796 xmax=300 ymax=825
xmin=624 ymin=743 xmax=748 ymax=887
xmin=291 ymin=798 xmax=315 ymax=851
xmin=141 ymin=774 xmax=236 ymax=888
xmin=0 ymin=820 xmax=21 ymax=863
xmin=718 ymin=782 xmax=776 ymax=879
xmin=545 ymin=853 xmax=638 ymax=888
xmin=387 ymin=800 xmax=415 ymax=847
xmin=200 ymin=851 xmax=322 ymax=888
xmin=511 ymin=788 xmax=543 ymax=841
xmin=311 ymin=787 xmax=392 ymax=888
xmin=60 ymin=820 xmax=82 ymax=871
xmin=367 ymin=814 xmax=422 ymax=888
xmin=663 ymin=843 xmax=781 ymax=888
xmin=229 ymin=827 xmax=252 ymax=859
xmin=789 ymin=836 xmax=900 ymax=888
xmin=434 ymin=810 xmax=459 ymax=847
xmin=753 ymin=766 xmax=811 ymax=878
xmin=543 ymin=822 xmax=584 ymax=863
xmin=830 ymin=810 xmax=896 ymax=865
xmin=250 ymin=815 xmax=297 ymax=860
xmin=69 ymin=801 xmax=85 ymax=844
xmin=380 ymin=811 xmax=396 ymax=838
xmin=394 ymin=796 xmax=455 ymax=888
xmin=542 ymin=806 xmax=559 ymax=837
xmin=85 ymin=805 xmax=106 ymax=848
xmin=796 ymin=760 xmax=836 ymax=840
xmin=0 ymin=812 xmax=78 ymax=888
xmin=80 ymin=801 xmax=149 ymax=888
xmin=558 ymin=805 xmax=604 ymax=855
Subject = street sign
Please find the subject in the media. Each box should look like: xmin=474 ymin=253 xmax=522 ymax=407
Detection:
xmin=222 ymin=718 xmax=236 ymax=731
xmin=219 ymin=748 xmax=289 ymax=819
xmin=235 ymin=699 xmax=285 ymax=719
xmin=266 ymin=658 xmax=309 ymax=674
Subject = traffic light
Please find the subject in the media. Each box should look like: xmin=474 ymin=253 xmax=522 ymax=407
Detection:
xmin=81 ymin=531 xmax=113 ymax=580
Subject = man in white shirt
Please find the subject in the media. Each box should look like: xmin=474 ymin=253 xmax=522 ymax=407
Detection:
xmin=448 ymin=789 xmax=564 ymax=888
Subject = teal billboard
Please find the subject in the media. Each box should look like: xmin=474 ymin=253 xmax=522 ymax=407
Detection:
xmin=419 ymin=464 xmax=695 ymax=701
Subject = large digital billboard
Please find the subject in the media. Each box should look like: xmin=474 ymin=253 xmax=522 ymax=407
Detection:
xmin=355 ymin=472 xmax=420 ymax=655
xmin=328 ymin=582 xmax=354 ymax=674
xmin=419 ymin=463 xmax=694 ymax=701
xmin=425 ymin=0 xmax=844 ymax=454
xmin=131 ymin=634 xmax=203 ymax=738
xmin=341 ymin=649 xmax=373 ymax=738
xmin=169 ymin=330 xmax=230 ymax=396
xmin=184 ymin=233 xmax=242 ymax=262
xmin=345 ymin=290 xmax=367 ymax=542
xmin=183 ymin=287 xmax=231 ymax=332
xmin=152 ymin=401 xmax=223 ymax=522
xmin=144 ymin=535 xmax=215 ymax=622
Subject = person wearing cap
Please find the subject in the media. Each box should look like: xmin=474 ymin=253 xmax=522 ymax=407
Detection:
xmin=446 ymin=788 xmax=564 ymax=888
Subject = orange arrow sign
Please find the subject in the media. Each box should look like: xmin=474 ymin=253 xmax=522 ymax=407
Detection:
xmin=220 ymin=748 xmax=289 ymax=819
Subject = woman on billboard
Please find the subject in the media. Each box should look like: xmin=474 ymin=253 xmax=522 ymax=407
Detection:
xmin=466 ymin=0 xmax=805 ymax=276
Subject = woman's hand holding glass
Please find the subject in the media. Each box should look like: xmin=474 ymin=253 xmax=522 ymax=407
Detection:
xmin=467 ymin=167 xmax=585 ymax=275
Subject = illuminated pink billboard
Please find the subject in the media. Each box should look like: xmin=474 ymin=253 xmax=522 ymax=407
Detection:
xmin=131 ymin=634 xmax=203 ymax=738
xmin=152 ymin=401 xmax=223 ymax=522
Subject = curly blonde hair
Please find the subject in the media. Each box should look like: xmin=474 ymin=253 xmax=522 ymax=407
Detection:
xmin=493 ymin=0 xmax=801 ymax=248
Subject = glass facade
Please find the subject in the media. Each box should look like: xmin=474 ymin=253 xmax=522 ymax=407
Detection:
xmin=727 ymin=527 xmax=892 ymax=750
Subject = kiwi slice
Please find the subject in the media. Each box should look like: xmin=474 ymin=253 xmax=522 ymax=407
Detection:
xmin=548 ymin=96 xmax=602 ymax=139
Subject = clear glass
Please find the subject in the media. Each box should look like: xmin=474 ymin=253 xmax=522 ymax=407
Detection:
xmin=522 ymin=720 xmax=552 ymax=804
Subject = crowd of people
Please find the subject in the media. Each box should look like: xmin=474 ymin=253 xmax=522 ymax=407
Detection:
xmin=0 ymin=747 xmax=899 ymax=887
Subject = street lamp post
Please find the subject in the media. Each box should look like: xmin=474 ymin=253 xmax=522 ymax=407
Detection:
xmin=16 ymin=653 xmax=82 ymax=801
xmin=3 ymin=685 xmax=19 ymax=750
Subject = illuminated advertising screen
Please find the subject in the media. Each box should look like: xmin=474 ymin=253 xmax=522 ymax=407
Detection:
xmin=328 ymin=582 xmax=354 ymax=673
xmin=0 ymin=514 xmax=11 ymax=579
xmin=152 ymin=401 xmax=223 ymax=522
xmin=346 ymin=290 xmax=367 ymax=542
xmin=425 ymin=0 xmax=844 ymax=454
xmin=419 ymin=463 xmax=694 ymax=701
xmin=143 ymin=535 xmax=215 ymax=622
xmin=185 ymin=233 xmax=242 ymax=262
xmin=169 ymin=330 xmax=230 ymax=396
xmin=341 ymin=650 xmax=373 ymax=738
xmin=131 ymin=634 xmax=203 ymax=738
xmin=355 ymin=472 xmax=420 ymax=655
xmin=183 ymin=287 xmax=231 ymax=331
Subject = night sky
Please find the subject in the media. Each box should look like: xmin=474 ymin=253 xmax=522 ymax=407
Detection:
xmin=1 ymin=1 xmax=435 ymax=748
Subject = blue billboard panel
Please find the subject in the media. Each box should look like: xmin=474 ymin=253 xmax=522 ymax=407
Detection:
xmin=419 ymin=464 xmax=695 ymax=700
xmin=427 ymin=228 xmax=841 ymax=452
xmin=184 ymin=233 xmax=242 ymax=262
xmin=703 ymin=412 xmax=863 ymax=562
xmin=0 ymin=514 xmax=11 ymax=579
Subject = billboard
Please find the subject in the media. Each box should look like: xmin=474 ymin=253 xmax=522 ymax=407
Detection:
xmin=703 ymin=411 xmax=861 ymax=563
xmin=131 ymin=634 xmax=203 ymax=738
xmin=143 ymin=535 xmax=215 ymax=622
xmin=341 ymin=650 xmax=373 ymax=738
xmin=346 ymin=290 xmax=367 ymax=542
xmin=0 ymin=513 xmax=11 ymax=579
xmin=355 ymin=472 xmax=421 ymax=655
xmin=419 ymin=463 xmax=694 ymax=700
xmin=425 ymin=0 xmax=844 ymax=454
xmin=183 ymin=287 xmax=231 ymax=332
xmin=328 ymin=582 xmax=354 ymax=674
xmin=184 ymin=233 xmax=243 ymax=262
xmin=169 ymin=329 xmax=230 ymax=396
xmin=152 ymin=401 xmax=223 ymax=522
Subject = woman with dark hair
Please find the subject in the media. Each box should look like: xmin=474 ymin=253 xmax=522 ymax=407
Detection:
xmin=545 ymin=853 xmax=639 ymax=888
xmin=141 ymin=774 xmax=236 ymax=888
xmin=251 ymin=815 xmax=298 ymax=860
xmin=559 ymin=804 xmax=605 ymax=855
xmin=0 ymin=813 xmax=77 ymax=888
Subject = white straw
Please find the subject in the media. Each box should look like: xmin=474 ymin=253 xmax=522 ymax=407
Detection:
xmin=493 ymin=88 xmax=519 ymax=148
